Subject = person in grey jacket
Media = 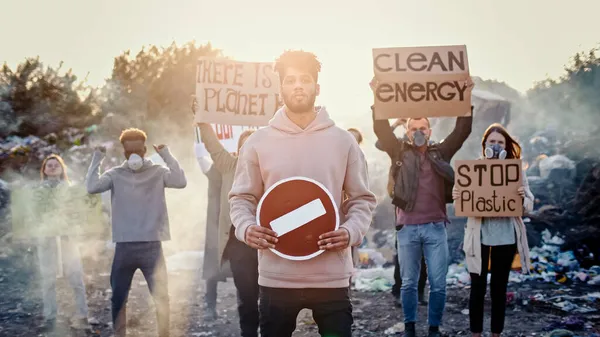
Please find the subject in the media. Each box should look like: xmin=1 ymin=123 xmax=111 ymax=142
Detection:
xmin=86 ymin=128 xmax=187 ymax=337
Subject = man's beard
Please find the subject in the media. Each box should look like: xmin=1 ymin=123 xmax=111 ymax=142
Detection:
xmin=282 ymin=92 xmax=316 ymax=113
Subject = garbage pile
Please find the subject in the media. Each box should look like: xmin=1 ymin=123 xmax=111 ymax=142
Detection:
xmin=0 ymin=125 xmax=119 ymax=183
xmin=444 ymin=229 xmax=600 ymax=287
xmin=356 ymin=228 xmax=397 ymax=269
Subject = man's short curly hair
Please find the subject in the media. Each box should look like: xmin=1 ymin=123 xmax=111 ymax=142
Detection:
xmin=119 ymin=128 xmax=147 ymax=144
xmin=274 ymin=50 xmax=322 ymax=83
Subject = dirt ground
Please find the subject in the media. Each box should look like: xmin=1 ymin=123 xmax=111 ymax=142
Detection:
xmin=1 ymin=249 xmax=600 ymax=337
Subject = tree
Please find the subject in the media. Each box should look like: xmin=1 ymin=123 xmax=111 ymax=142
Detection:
xmin=99 ymin=41 xmax=222 ymax=136
xmin=0 ymin=58 xmax=99 ymax=138
xmin=527 ymin=46 xmax=600 ymax=132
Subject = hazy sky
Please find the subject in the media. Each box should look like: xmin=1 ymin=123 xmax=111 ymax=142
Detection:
xmin=2 ymin=0 xmax=598 ymax=120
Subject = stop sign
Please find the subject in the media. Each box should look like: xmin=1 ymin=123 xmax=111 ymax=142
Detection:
xmin=256 ymin=177 xmax=340 ymax=261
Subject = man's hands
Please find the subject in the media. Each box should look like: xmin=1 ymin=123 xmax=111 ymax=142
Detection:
xmin=153 ymin=144 xmax=166 ymax=152
xmin=318 ymin=228 xmax=350 ymax=251
xmin=244 ymin=225 xmax=351 ymax=251
xmin=95 ymin=146 xmax=106 ymax=154
xmin=245 ymin=225 xmax=278 ymax=250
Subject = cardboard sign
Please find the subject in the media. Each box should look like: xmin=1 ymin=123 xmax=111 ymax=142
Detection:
xmin=372 ymin=45 xmax=472 ymax=119
xmin=454 ymin=159 xmax=523 ymax=217
xmin=11 ymin=185 xmax=106 ymax=238
xmin=194 ymin=58 xmax=281 ymax=126
xmin=256 ymin=177 xmax=339 ymax=261
xmin=193 ymin=124 xmax=258 ymax=158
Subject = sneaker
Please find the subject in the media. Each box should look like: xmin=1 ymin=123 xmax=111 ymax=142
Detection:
xmin=203 ymin=307 xmax=218 ymax=322
xmin=71 ymin=317 xmax=92 ymax=331
xmin=404 ymin=322 xmax=416 ymax=337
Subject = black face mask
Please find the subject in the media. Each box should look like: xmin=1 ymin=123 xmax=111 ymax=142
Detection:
xmin=485 ymin=143 xmax=507 ymax=159
xmin=413 ymin=130 xmax=427 ymax=147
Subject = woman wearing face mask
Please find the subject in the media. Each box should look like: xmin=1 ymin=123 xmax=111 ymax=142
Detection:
xmin=37 ymin=154 xmax=91 ymax=332
xmin=453 ymin=124 xmax=533 ymax=337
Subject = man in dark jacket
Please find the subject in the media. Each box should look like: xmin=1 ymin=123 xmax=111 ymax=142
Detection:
xmin=376 ymin=128 xmax=428 ymax=308
xmin=373 ymin=103 xmax=472 ymax=337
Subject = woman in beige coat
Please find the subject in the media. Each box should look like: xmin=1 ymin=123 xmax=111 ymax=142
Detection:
xmin=453 ymin=123 xmax=533 ymax=337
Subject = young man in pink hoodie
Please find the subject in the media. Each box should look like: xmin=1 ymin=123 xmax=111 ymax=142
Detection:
xmin=229 ymin=50 xmax=377 ymax=337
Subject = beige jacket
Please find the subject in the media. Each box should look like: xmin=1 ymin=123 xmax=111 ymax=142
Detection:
xmin=199 ymin=124 xmax=237 ymax=267
xmin=463 ymin=171 xmax=534 ymax=275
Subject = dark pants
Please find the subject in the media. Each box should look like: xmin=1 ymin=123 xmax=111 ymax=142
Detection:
xmin=111 ymin=241 xmax=169 ymax=337
xmin=224 ymin=229 xmax=259 ymax=337
xmin=469 ymin=244 xmax=516 ymax=334
xmin=392 ymin=234 xmax=427 ymax=298
xmin=259 ymin=287 xmax=353 ymax=337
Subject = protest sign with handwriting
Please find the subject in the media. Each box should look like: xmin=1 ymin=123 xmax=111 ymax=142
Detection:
xmin=453 ymin=159 xmax=523 ymax=217
xmin=372 ymin=45 xmax=472 ymax=119
xmin=194 ymin=58 xmax=281 ymax=126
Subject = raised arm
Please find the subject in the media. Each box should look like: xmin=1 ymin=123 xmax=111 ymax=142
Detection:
xmin=198 ymin=123 xmax=237 ymax=173
xmin=157 ymin=146 xmax=187 ymax=188
xmin=438 ymin=106 xmax=474 ymax=161
xmin=372 ymin=106 xmax=403 ymax=158
xmin=86 ymin=151 xmax=113 ymax=194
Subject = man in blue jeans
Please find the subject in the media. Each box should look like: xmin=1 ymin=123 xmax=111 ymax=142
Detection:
xmin=372 ymin=81 xmax=473 ymax=336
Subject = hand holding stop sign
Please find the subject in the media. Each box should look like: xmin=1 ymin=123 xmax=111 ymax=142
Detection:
xmin=318 ymin=228 xmax=350 ymax=251
xmin=245 ymin=225 xmax=350 ymax=251
xmin=245 ymin=225 xmax=278 ymax=250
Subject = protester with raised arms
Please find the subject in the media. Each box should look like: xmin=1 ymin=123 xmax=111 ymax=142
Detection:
xmin=192 ymin=125 xmax=227 ymax=322
xmin=229 ymin=50 xmax=376 ymax=337
xmin=37 ymin=154 xmax=91 ymax=333
xmin=454 ymin=123 xmax=533 ymax=337
xmin=372 ymin=78 xmax=473 ymax=337
xmin=86 ymin=128 xmax=186 ymax=337
xmin=375 ymin=120 xmax=429 ymax=308
xmin=193 ymin=101 xmax=259 ymax=337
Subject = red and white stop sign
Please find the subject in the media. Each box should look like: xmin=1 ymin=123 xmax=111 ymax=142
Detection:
xmin=256 ymin=177 xmax=340 ymax=261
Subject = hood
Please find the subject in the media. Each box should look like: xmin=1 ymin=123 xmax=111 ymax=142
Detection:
xmin=269 ymin=106 xmax=335 ymax=134
xmin=118 ymin=157 xmax=154 ymax=173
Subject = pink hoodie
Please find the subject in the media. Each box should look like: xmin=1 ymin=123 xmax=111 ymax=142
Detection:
xmin=229 ymin=107 xmax=377 ymax=289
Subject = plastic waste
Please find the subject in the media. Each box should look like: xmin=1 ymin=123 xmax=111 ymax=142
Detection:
xmin=384 ymin=322 xmax=405 ymax=335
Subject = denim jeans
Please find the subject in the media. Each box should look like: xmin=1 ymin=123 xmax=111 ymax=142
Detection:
xmin=37 ymin=236 xmax=89 ymax=320
xmin=259 ymin=287 xmax=353 ymax=337
xmin=111 ymin=242 xmax=169 ymax=337
xmin=397 ymin=222 xmax=449 ymax=327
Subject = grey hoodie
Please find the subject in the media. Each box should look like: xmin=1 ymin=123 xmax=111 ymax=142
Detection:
xmin=85 ymin=147 xmax=187 ymax=243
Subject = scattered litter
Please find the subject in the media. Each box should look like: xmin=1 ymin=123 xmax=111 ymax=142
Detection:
xmin=461 ymin=309 xmax=469 ymax=315
xmin=384 ymin=322 xmax=405 ymax=335
xmin=543 ymin=316 xmax=585 ymax=332
xmin=352 ymin=267 xmax=394 ymax=292
xmin=546 ymin=329 xmax=574 ymax=337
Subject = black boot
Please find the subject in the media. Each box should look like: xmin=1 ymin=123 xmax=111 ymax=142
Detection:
xmin=405 ymin=322 xmax=416 ymax=337
xmin=428 ymin=326 xmax=442 ymax=337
